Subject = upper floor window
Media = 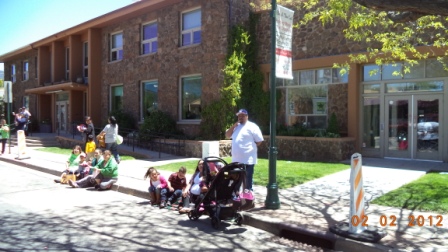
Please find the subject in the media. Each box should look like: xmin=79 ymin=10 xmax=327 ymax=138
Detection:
xmin=34 ymin=57 xmax=38 ymax=79
xmin=83 ymin=42 xmax=88 ymax=80
xmin=11 ymin=64 xmax=16 ymax=83
xmin=181 ymin=75 xmax=202 ymax=120
xmin=65 ymin=48 xmax=70 ymax=80
xmin=110 ymin=85 xmax=123 ymax=112
xmin=141 ymin=80 xmax=158 ymax=121
xmin=181 ymin=8 xmax=201 ymax=47
xmin=22 ymin=61 xmax=29 ymax=81
xmin=141 ymin=22 xmax=158 ymax=55
xmin=110 ymin=32 xmax=123 ymax=62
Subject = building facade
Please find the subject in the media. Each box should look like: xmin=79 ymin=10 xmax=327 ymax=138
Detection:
xmin=1 ymin=0 xmax=447 ymax=162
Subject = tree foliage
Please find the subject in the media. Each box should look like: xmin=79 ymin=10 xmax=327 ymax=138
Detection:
xmin=257 ymin=0 xmax=448 ymax=71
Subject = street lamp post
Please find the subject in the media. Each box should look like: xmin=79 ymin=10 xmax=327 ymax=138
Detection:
xmin=265 ymin=0 xmax=280 ymax=209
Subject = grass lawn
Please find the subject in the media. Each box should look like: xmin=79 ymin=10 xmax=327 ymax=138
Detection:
xmin=36 ymin=147 xmax=135 ymax=161
xmin=372 ymin=172 xmax=448 ymax=214
xmin=153 ymin=157 xmax=349 ymax=189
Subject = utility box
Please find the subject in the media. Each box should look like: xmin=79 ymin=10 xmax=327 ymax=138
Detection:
xmin=202 ymin=141 xmax=220 ymax=158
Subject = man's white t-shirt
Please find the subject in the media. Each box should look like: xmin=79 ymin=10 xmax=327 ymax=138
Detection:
xmin=231 ymin=121 xmax=264 ymax=165
xmin=103 ymin=124 xmax=118 ymax=143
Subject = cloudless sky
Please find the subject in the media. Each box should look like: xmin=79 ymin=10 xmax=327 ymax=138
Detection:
xmin=0 ymin=0 xmax=138 ymax=72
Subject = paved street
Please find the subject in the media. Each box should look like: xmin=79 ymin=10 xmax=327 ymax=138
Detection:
xmin=0 ymin=161 xmax=299 ymax=252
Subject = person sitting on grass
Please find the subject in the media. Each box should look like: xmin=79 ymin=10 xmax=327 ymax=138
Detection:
xmin=144 ymin=167 xmax=168 ymax=209
xmin=54 ymin=145 xmax=83 ymax=184
xmin=166 ymin=166 xmax=188 ymax=209
xmin=68 ymin=150 xmax=118 ymax=190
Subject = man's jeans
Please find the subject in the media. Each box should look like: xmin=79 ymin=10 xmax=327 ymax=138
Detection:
xmin=167 ymin=189 xmax=183 ymax=204
xmin=245 ymin=164 xmax=254 ymax=191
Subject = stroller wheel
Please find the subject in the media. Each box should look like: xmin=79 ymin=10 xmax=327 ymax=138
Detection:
xmin=188 ymin=211 xmax=199 ymax=221
xmin=235 ymin=213 xmax=244 ymax=225
xmin=211 ymin=216 xmax=220 ymax=229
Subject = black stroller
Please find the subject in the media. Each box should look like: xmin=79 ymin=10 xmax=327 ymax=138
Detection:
xmin=188 ymin=157 xmax=247 ymax=229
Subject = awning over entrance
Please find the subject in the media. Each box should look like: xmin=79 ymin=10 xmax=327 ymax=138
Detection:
xmin=25 ymin=82 xmax=88 ymax=95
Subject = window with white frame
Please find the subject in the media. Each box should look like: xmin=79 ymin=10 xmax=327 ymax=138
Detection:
xmin=110 ymin=85 xmax=123 ymax=112
xmin=276 ymin=68 xmax=348 ymax=129
xmin=65 ymin=48 xmax=70 ymax=80
xmin=141 ymin=80 xmax=158 ymax=121
xmin=110 ymin=32 xmax=123 ymax=61
xmin=181 ymin=75 xmax=202 ymax=120
xmin=83 ymin=42 xmax=88 ymax=81
xmin=181 ymin=8 xmax=201 ymax=47
xmin=141 ymin=22 xmax=158 ymax=55
xmin=11 ymin=64 xmax=16 ymax=83
xmin=23 ymin=61 xmax=29 ymax=81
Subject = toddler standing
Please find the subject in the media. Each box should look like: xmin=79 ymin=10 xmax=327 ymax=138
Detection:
xmin=85 ymin=134 xmax=96 ymax=161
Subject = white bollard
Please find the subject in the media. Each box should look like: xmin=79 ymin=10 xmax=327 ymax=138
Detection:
xmin=349 ymin=153 xmax=366 ymax=234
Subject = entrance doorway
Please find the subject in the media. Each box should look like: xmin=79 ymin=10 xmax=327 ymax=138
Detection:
xmin=56 ymin=100 xmax=69 ymax=134
xmin=385 ymin=95 xmax=442 ymax=160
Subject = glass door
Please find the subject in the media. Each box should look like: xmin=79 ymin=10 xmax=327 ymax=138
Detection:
xmin=385 ymin=95 xmax=442 ymax=160
xmin=415 ymin=95 xmax=441 ymax=160
xmin=56 ymin=101 xmax=68 ymax=134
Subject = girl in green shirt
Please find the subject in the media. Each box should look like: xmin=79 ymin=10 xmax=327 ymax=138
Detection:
xmin=0 ymin=119 xmax=10 ymax=155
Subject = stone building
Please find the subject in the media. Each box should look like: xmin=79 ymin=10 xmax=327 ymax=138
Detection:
xmin=1 ymin=0 xmax=448 ymax=162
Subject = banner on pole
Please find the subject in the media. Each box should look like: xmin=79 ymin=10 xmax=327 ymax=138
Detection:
xmin=3 ymin=81 xmax=12 ymax=103
xmin=275 ymin=5 xmax=294 ymax=80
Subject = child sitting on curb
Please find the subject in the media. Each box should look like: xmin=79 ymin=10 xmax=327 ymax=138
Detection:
xmin=144 ymin=167 xmax=168 ymax=209
xmin=166 ymin=166 xmax=188 ymax=209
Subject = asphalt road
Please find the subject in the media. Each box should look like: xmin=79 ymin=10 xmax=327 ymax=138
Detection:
xmin=0 ymin=161 xmax=299 ymax=252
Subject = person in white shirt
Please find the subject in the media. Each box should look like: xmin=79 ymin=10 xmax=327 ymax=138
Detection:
xmin=225 ymin=109 xmax=264 ymax=191
xmin=98 ymin=116 xmax=120 ymax=164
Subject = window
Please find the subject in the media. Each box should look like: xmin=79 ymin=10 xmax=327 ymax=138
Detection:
xmin=65 ymin=48 xmax=70 ymax=80
xmin=22 ymin=61 xmax=29 ymax=81
xmin=11 ymin=64 xmax=16 ymax=83
xmin=141 ymin=22 xmax=158 ymax=55
xmin=83 ymin=42 xmax=88 ymax=81
xmin=110 ymin=85 xmax=123 ymax=112
xmin=181 ymin=9 xmax=201 ymax=46
xmin=34 ymin=57 xmax=38 ymax=79
xmin=276 ymin=68 xmax=348 ymax=129
xmin=110 ymin=32 xmax=123 ymax=61
xmin=181 ymin=76 xmax=202 ymax=120
xmin=141 ymin=80 xmax=158 ymax=121
xmin=23 ymin=96 xmax=30 ymax=109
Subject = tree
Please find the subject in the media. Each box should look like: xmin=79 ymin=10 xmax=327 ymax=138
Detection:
xmin=259 ymin=0 xmax=448 ymax=71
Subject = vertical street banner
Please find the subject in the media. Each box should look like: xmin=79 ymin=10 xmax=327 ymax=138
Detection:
xmin=3 ymin=81 xmax=12 ymax=103
xmin=275 ymin=5 xmax=294 ymax=80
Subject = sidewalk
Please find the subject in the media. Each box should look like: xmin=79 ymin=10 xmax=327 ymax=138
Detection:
xmin=1 ymin=141 xmax=447 ymax=251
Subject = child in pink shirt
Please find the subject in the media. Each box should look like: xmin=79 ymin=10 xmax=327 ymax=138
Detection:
xmin=144 ymin=167 xmax=168 ymax=209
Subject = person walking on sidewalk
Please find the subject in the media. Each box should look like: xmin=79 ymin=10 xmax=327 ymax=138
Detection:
xmin=0 ymin=119 xmax=10 ymax=155
xmin=98 ymin=116 xmax=120 ymax=164
xmin=144 ymin=167 xmax=169 ymax=208
xmin=225 ymin=109 xmax=264 ymax=191
xmin=166 ymin=166 xmax=188 ymax=208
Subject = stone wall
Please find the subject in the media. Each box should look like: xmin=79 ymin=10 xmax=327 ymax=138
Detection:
xmin=56 ymin=135 xmax=353 ymax=162
xmin=257 ymin=136 xmax=355 ymax=162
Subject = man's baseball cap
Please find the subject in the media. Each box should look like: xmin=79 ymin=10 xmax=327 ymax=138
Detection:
xmin=236 ymin=109 xmax=248 ymax=116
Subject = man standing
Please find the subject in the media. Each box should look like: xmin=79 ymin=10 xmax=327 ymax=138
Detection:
xmin=225 ymin=109 xmax=264 ymax=191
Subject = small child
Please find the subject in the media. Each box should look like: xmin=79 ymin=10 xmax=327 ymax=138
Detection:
xmin=144 ymin=167 xmax=168 ymax=208
xmin=85 ymin=134 xmax=96 ymax=161
xmin=166 ymin=166 xmax=187 ymax=208
xmin=75 ymin=152 xmax=89 ymax=179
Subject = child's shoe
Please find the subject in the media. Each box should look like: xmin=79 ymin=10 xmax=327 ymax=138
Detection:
xmin=159 ymin=201 xmax=166 ymax=209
